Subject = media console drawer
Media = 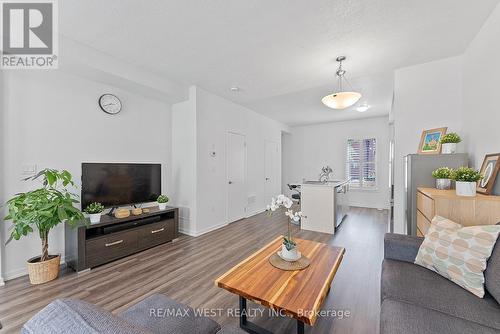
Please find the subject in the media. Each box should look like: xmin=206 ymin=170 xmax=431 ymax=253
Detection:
xmin=138 ymin=219 xmax=175 ymax=249
xmin=86 ymin=230 xmax=138 ymax=268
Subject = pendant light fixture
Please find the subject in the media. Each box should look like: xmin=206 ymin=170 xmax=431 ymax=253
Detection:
xmin=322 ymin=56 xmax=362 ymax=109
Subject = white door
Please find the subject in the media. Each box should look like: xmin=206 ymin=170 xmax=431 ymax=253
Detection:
xmin=227 ymin=132 xmax=246 ymax=222
xmin=265 ymin=140 xmax=279 ymax=202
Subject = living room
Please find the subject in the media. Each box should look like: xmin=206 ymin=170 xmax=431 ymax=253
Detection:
xmin=1 ymin=1 xmax=500 ymax=334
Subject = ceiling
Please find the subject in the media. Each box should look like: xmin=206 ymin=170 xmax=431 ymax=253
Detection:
xmin=59 ymin=0 xmax=499 ymax=125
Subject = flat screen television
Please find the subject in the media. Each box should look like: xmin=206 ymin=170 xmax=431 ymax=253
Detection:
xmin=81 ymin=163 xmax=161 ymax=209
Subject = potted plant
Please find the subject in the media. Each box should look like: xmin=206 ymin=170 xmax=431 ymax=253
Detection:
xmin=4 ymin=169 xmax=84 ymax=284
xmin=267 ymin=195 xmax=303 ymax=261
xmin=440 ymin=133 xmax=461 ymax=154
xmin=432 ymin=167 xmax=454 ymax=190
xmin=157 ymin=195 xmax=169 ymax=210
xmin=451 ymin=167 xmax=483 ymax=197
xmin=84 ymin=202 xmax=105 ymax=223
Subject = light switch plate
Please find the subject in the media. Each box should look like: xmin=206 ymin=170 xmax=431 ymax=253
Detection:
xmin=21 ymin=164 xmax=37 ymax=175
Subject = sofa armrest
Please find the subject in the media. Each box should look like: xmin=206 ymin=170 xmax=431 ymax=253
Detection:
xmin=384 ymin=233 xmax=424 ymax=263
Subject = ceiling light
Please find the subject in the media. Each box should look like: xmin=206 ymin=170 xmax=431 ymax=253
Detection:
xmin=356 ymin=103 xmax=370 ymax=112
xmin=322 ymin=56 xmax=362 ymax=110
xmin=230 ymin=86 xmax=240 ymax=92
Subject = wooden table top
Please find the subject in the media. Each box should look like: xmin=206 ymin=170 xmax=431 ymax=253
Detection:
xmin=215 ymin=237 xmax=345 ymax=325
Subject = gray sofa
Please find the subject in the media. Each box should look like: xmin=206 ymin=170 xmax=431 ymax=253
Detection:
xmin=22 ymin=293 xmax=245 ymax=334
xmin=381 ymin=233 xmax=500 ymax=334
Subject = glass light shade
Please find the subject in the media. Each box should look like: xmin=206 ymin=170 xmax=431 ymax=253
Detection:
xmin=322 ymin=91 xmax=362 ymax=109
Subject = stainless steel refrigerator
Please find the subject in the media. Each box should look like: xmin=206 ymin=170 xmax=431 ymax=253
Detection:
xmin=405 ymin=153 xmax=468 ymax=235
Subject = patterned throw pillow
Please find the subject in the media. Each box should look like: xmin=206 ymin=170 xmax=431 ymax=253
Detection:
xmin=415 ymin=216 xmax=500 ymax=298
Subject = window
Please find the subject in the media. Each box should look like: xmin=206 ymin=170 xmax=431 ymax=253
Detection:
xmin=347 ymin=138 xmax=377 ymax=189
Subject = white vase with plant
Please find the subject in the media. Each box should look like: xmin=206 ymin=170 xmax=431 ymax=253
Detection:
xmin=432 ymin=167 xmax=453 ymax=190
xmin=85 ymin=202 xmax=105 ymax=223
xmin=267 ymin=195 xmax=303 ymax=261
xmin=440 ymin=133 xmax=461 ymax=154
xmin=452 ymin=167 xmax=483 ymax=197
xmin=157 ymin=195 xmax=169 ymax=210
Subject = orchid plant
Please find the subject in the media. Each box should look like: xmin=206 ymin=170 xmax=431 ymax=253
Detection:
xmin=267 ymin=194 xmax=303 ymax=251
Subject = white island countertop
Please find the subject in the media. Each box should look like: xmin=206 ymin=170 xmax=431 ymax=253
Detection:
xmin=302 ymin=179 xmax=349 ymax=187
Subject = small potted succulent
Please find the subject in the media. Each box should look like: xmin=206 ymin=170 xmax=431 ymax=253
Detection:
xmin=267 ymin=195 xmax=303 ymax=261
xmin=451 ymin=167 xmax=483 ymax=197
xmin=432 ymin=167 xmax=454 ymax=190
xmin=157 ymin=195 xmax=169 ymax=210
xmin=440 ymin=133 xmax=461 ymax=154
xmin=85 ymin=202 xmax=105 ymax=223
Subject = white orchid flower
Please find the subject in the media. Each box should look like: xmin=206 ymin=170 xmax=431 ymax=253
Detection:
xmin=268 ymin=194 xmax=299 ymax=219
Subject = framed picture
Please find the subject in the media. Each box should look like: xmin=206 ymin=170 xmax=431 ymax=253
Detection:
xmin=418 ymin=127 xmax=447 ymax=154
xmin=477 ymin=153 xmax=500 ymax=195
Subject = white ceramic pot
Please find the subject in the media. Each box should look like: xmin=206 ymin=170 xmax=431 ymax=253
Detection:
xmin=441 ymin=143 xmax=457 ymax=154
xmin=281 ymin=244 xmax=299 ymax=261
xmin=89 ymin=213 xmax=101 ymax=223
xmin=456 ymin=181 xmax=477 ymax=197
xmin=158 ymin=202 xmax=167 ymax=210
xmin=436 ymin=179 xmax=451 ymax=190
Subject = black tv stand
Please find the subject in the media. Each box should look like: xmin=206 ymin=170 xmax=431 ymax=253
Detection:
xmin=65 ymin=206 xmax=178 ymax=272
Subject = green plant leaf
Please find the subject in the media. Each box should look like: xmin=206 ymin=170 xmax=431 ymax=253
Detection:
xmin=2 ymin=168 xmax=84 ymax=255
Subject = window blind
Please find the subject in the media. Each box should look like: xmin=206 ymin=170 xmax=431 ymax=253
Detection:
xmin=347 ymin=138 xmax=377 ymax=189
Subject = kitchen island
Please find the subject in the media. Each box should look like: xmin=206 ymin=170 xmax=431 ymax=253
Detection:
xmin=300 ymin=180 xmax=349 ymax=234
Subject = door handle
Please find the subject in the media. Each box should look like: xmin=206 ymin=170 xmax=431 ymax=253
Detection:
xmin=228 ymin=181 xmax=233 ymax=184
xmin=105 ymin=240 xmax=124 ymax=247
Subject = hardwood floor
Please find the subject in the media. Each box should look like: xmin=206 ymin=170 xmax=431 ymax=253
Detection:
xmin=0 ymin=207 xmax=388 ymax=333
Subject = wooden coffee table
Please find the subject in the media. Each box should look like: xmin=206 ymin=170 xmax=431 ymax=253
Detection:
xmin=215 ymin=237 xmax=345 ymax=334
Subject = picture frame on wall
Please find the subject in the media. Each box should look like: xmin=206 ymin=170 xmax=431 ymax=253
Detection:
xmin=477 ymin=153 xmax=500 ymax=195
xmin=417 ymin=127 xmax=447 ymax=154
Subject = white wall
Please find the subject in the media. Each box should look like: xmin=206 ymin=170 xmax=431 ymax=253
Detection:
xmin=462 ymin=4 xmax=500 ymax=173
xmin=196 ymin=87 xmax=285 ymax=234
xmin=392 ymin=56 xmax=464 ymax=233
xmin=1 ymin=70 xmax=172 ymax=280
xmin=282 ymin=116 xmax=390 ymax=209
xmin=0 ymin=72 xmax=5 ymax=285
xmin=171 ymin=87 xmax=198 ymax=234
xmin=171 ymin=86 xmax=287 ymax=236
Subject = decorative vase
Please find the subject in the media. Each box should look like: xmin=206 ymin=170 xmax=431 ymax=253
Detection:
xmin=89 ymin=213 xmax=101 ymax=223
xmin=442 ymin=143 xmax=457 ymax=154
xmin=435 ymin=179 xmax=451 ymax=190
xmin=456 ymin=181 xmax=477 ymax=197
xmin=158 ymin=202 xmax=167 ymax=210
xmin=281 ymin=244 xmax=300 ymax=261
xmin=27 ymin=254 xmax=60 ymax=285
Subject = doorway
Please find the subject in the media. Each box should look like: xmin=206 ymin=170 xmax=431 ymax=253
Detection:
xmin=264 ymin=140 xmax=279 ymax=202
xmin=226 ymin=132 xmax=247 ymax=222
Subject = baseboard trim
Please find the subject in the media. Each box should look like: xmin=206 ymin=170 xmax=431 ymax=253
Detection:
xmin=0 ymin=277 xmax=4 ymax=286
xmin=181 ymin=209 xmax=268 ymax=237
xmin=178 ymin=227 xmax=197 ymax=237
xmin=182 ymin=222 xmax=229 ymax=237
xmin=245 ymin=207 xmax=266 ymax=218
xmin=348 ymin=203 xmax=390 ymax=210
xmin=4 ymin=256 xmax=66 ymax=281
xmin=178 ymin=216 xmax=196 ymax=236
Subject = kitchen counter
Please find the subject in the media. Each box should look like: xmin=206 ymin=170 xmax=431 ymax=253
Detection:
xmin=300 ymin=179 xmax=350 ymax=234
xmin=302 ymin=180 xmax=349 ymax=187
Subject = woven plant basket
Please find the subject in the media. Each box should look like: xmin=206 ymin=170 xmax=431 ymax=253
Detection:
xmin=27 ymin=254 xmax=60 ymax=285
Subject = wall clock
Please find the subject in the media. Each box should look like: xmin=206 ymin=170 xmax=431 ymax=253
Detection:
xmin=99 ymin=94 xmax=122 ymax=115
